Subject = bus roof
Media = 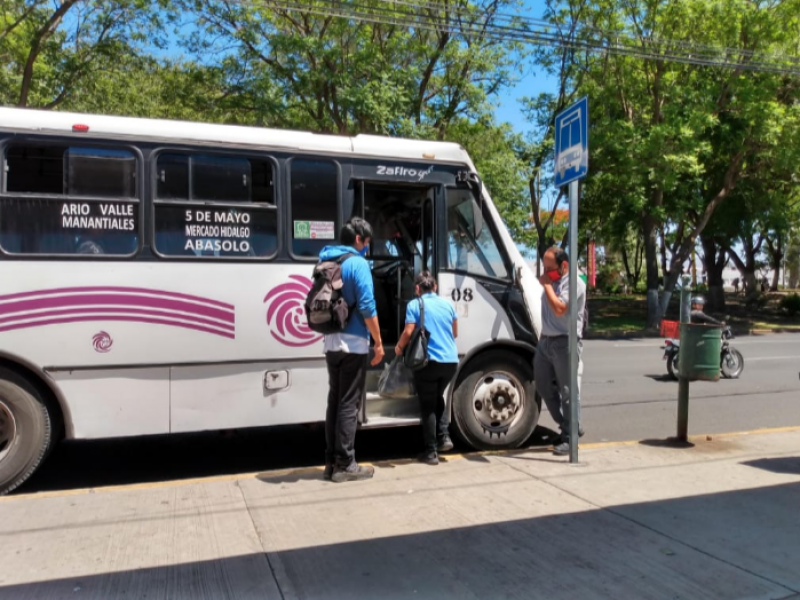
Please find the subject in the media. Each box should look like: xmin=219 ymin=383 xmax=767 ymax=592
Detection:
xmin=0 ymin=107 xmax=473 ymax=165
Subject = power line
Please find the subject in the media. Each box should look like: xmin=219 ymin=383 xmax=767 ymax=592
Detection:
xmin=226 ymin=0 xmax=800 ymax=75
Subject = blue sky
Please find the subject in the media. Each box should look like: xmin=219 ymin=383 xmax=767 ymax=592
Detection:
xmin=492 ymin=0 xmax=558 ymax=135
xmin=494 ymin=64 xmax=558 ymax=135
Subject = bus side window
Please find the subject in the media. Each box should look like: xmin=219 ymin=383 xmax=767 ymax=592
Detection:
xmin=1 ymin=143 xmax=139 ymax=256
xmin=290 ymin=159 xmax=338 ymax=258
xmin=152 ymin=152 xmax=277 ymax=259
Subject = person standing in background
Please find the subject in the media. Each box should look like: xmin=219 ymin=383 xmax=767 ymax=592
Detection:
xmin=534 ymin=247 xmax=586 ymax=456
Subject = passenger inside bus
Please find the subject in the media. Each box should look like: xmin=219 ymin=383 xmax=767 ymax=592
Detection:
xmin=361 ymin=186 xmax=431 ymax=349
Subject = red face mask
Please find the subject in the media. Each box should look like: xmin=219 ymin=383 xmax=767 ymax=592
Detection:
xmin=546 ymin=268 xmax=562 ymax=282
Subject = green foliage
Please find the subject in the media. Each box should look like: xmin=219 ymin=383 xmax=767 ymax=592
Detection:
xmin=0 ymin=0 xmax=166 ymax=109
xmin=779 ymin=293 xmax=800 ymax=317
xmin=180 ymin=0 xmax=525 ymax=136
xmin=541 ymin=0 xmax=800 ymax=323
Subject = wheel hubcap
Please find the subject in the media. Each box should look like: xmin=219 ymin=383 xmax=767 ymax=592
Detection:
xmin=471 ymin=371 xmax=524 ymax=436
xmin=0 ymin=399 xmax=16 ymax=462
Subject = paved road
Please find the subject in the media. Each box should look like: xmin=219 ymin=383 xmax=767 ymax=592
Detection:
xmin=565 ymin=333 xmax=800 ymax=443
xmin=15 ymin=333 xmax=800 ymax=495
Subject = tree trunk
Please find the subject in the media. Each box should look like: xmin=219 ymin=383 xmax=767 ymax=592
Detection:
xmin=18 ymin=0 xmax=80 ymax=107
xmin=643 ymin=210 xmax=661 ymax=328
xmin=724 ymin=241 xmax=760 ymax=303
xmin=633 ymin=236 xmax=644 ymax=289
xmin=621 ymin=243 xmax=634 ymax=285
xmin=765 ymin=234 xmax=783 ymax=291
xmin=701 ymin=236 xmax=726 ymax=312
xmin=659 ymin=227 xmax=668 ymax=283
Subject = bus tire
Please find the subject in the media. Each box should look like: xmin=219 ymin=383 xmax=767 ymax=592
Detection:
xmin=451 ymin=351 xmax=539 ymax=450
xmin=0 ymin=368 xmax=53 ymax=495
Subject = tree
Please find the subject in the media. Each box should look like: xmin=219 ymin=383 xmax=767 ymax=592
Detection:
xmin=556 ymin=0 xmax=800 ymax=326
xmin=1 ymin=0 xmax=164 ymax=109
xmin=180 ymin=0 xmax=523 ymax=136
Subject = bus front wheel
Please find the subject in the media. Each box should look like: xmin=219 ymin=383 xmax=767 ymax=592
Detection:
xmin=451 ymin=351 xmax=539 ymax=450
xmin=0 ymin=368 xmax=53 ymax=495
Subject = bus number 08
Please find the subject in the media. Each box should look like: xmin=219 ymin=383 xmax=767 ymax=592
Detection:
xmin=451 ymin=288 xmax=473 ymax=303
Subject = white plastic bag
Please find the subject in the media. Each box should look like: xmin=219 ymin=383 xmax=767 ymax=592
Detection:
xmin=378 ymin=356 xmax=416 ymax=399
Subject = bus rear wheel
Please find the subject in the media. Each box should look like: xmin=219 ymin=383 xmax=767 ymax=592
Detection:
xmin=451 ymin=351 xmax=539 ymax=450
xmin=0 ymin=368 xmax=53 ymax=495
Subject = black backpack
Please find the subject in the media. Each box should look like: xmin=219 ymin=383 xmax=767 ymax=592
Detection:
xmin=305 ymin=253 xmax=355 ymax=334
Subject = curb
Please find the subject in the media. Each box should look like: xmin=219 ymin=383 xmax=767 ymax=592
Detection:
xmin=6 ymin=425 xmax=800 ymax=502
xmin=747 ymin=328 xmax=800 ymax=335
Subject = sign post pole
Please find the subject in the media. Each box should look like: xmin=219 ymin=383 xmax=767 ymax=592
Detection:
xmin=553 ymin=96 xmax=588 ymax=465
xmin=677 ymin=275 xmax=692 ymax=441
xmin=568 ymin=180 xmax=580 ymax=464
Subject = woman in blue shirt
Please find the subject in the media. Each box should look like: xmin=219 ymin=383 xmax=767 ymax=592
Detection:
xmin=395 ymin=271 xmax=458 ymax=465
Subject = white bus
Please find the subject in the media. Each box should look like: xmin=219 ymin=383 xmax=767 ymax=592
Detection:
xmin=0 ymin=108 xmax=544 ymax=494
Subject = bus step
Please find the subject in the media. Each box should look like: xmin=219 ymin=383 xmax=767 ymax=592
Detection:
xmin=360 ymin=416 xmax=420 ymax=429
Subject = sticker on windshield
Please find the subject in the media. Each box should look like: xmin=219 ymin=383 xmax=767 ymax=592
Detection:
xmin=293 ymin=221 xmax=335 ymax=240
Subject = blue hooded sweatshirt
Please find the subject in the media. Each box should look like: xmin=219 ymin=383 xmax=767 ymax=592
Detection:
xmin=318 ymin=245 xmax=376 ymax=342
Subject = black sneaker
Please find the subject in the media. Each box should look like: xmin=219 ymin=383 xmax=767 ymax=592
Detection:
xmin=323 ymin=464 xmax=334 ymax=481
xmin=437 ymin=436 xmax=454 ymax=453
xmin=417 ymin=451 xmax=439 ymax=465
xmin=331 ymin=463 xmax=375 ymax=483
xmin=553 ymin=441 xmax=570 ymax=456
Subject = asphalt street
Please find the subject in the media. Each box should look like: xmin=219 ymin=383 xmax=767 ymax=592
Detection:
xmin=567 ymin=333 xmax=800 ymax=443
xmin=15 ymin=333 xmax=800 ymax=495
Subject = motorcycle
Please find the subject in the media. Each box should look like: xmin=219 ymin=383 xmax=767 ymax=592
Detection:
xmin=661 ymin=325 xmax=744 ymax=381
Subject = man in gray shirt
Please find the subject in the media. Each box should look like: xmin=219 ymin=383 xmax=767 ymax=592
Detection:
xmin=534 ymin=246 xmax=586 ymax=456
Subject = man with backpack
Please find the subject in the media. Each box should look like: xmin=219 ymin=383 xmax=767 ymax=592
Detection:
xmin=309 ymin=218 xmax=384 ymax=483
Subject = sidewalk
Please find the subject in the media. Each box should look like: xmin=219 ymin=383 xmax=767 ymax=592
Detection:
xmin=1 ymin=428 xmax=799 ymax=600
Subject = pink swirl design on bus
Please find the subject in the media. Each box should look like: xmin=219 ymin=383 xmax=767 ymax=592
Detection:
xmin=92 ymin=331 xmax=113 ymax=353
xmin=0 ymin=287 xmax=235 ymax=339
xmin=263 ymin=275 xmax=321 ymax=347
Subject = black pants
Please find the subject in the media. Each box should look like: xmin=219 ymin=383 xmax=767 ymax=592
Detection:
xmin=325 ymin=352 xmax=368 ymax=468
xmin=413 ymin=361 xmax=457 ymax=452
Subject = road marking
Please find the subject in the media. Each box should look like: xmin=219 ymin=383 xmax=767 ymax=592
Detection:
xmin=4 ymin=424 xmax=800 ymax=503
xmin=747 ymin=356 xmax=800 ymax=362
xmin=732 ymin=339 xmax=800 ymax=346
xmin=605 ymin=338 xmax=800 ymax=349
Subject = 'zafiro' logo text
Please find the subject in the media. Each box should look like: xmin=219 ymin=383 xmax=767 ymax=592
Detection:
xmin=376 ymin=165 xmax=434 ymax=181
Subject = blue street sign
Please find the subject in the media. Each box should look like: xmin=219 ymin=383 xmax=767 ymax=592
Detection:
xmin=554 ymin=96 xmax=589 ymax=188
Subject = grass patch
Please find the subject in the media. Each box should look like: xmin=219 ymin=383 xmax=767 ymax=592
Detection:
xmin=750 ymin=321 xmax=800 ymax=331
xmin=590 ymin=315 xmax=647 ymax=333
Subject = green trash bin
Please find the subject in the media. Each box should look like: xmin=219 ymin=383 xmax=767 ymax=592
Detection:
xmin=678 ymin=323 xmax=722 ymax=382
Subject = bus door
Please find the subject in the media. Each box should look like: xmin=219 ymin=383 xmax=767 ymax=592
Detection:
xmin=353 ymin=180 xmax=436 ymax=425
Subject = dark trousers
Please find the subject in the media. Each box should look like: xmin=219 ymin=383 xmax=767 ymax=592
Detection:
xmin=413 ymin=361 xmax=457 ymax=452
xmin=325 ymin=352 xmax=368 ymax=468
xmin=534 ymin=336 xmax=582 ymax=442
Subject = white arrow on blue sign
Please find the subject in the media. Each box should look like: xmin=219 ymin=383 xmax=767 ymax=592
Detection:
xmin=554 ymin=96 xmax=589 ymax=188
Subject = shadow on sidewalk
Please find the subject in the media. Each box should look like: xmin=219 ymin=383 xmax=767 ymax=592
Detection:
xmin=17 ymin=424 xmax=560 ymax=496
xmin=742 ymin=456 xmax=800 ymax=475
xmin=639 ymin=438 xmax=696 ymax=449
xmin=3 ymin=482 xmax=799 ymax=599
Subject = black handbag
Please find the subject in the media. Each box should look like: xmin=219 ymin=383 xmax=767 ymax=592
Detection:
xmin=404 ymin=297 xmax=429 ymax=371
